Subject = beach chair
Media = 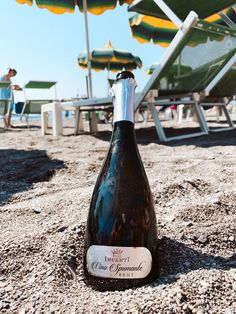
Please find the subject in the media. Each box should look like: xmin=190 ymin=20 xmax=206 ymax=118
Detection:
xmin=0 ymin=81 xmax=12 ymax=122
xmin=41 ymin=96 xmax=114 ymax=136
xmin=128 ymin=0 xmax=236 ymax=141
xmin=196 ymin=63 xmax=236 ymax=131
xmin=20 ymin=80 xmax=57 ymax=127
xmin=153 ymin=53 xmax=236 ymax=132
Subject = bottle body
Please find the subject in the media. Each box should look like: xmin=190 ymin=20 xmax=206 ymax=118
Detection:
xmin=83 ymin=73 xmax=158 ymax=291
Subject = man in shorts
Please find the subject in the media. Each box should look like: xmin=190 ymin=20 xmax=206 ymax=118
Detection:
xmin=0 ymin=68 xmax=22 ymax=128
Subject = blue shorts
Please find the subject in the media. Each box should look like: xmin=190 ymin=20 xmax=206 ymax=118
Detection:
xmin=1 ymin=88 xmax=14 ymax=112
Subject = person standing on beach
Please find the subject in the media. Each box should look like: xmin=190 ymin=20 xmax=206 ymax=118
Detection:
xmin=0 ymin=68 xmax=22 ymax=128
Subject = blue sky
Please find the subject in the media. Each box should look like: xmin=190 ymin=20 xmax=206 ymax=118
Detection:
xmin=0 ymin=1 xmax=165 ymax=102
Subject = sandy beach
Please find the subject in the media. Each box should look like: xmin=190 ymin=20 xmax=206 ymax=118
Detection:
xmin=0 ymin=116 xmax=236 ymax=313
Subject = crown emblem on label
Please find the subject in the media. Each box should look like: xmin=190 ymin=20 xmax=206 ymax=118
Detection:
xmin=111 ymin=248 xmax=123 ymax=257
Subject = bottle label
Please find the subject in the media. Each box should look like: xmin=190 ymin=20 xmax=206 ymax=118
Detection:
xmin=86 ymin=245 xmax=152 ymax=279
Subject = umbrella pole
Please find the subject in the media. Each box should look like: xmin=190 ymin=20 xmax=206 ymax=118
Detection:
xmin=107 ymin=62 xmax=110 ymax=95
xmin=83 ymin=0 xmax=93 ymax=98
xmin=82 ymin=0 xmax=98 ymax=132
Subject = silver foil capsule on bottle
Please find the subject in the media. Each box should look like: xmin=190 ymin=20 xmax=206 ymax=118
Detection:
xmin=112 ymin=77 xmax=137 ymax=124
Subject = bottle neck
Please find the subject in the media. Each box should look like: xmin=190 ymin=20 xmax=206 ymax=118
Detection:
xmin=113 ymin=120 xmax=135 ymax=137
xmin=112 ymin=77 xmax=136 ymax=124
xmin=111 ymin=121 xmax=137 ymax=154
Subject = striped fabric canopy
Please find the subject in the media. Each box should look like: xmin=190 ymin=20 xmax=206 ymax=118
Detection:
xmin=16 ymin=0 xmax=133 ymax=15
xmin=129 ymin=7 xmax=236 ymax=47
xmin=206 ymin=6 xmax=236 ymax=26
xmin=129 ymin=14 xmax=176 ymax=47
xmin=15 ymin=0 xmax=134 ymax=98
xmin=128 ymin=0 xmax=236 ymax=20
xmin=78 ymin=41 xmax=142 ymax=73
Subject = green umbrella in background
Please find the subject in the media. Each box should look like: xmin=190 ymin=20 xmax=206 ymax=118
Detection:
xmin=129 ymin=7 xmax=236 ymax=47
xmin=129 ymin=14 xmax=177 ymax=47
xmin=78 ymin=41 xmax=142 ymax=74
xmin=78 ymin=41 xmax=142 ymax=92
xmin=15 ymin=0 xmax=134 ymax=98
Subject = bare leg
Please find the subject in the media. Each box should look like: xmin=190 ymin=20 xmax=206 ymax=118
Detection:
xmin=4 ymin=111 xmax=12 ymax=128
xmin=3 ymin=115 xmax=7 ymax=128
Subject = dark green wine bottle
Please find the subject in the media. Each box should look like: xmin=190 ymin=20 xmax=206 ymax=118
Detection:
xmin=83 ymin=71 xmax=158 ymax=291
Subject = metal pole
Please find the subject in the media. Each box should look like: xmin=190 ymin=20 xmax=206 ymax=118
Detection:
xmin=219 ymin=12 xmax=236 ymax=29
xmin=85 ymin=75 xmax=89 ymax=98
xmin=82 ymin=0 xmax=97 ymax=132
xmin=107 ymin=62 xmax=110 ymax=95
xmin=82 ymin=0 xmax=93 ymax=98
xmin=154 ymin=0 xmax=183 ymax=28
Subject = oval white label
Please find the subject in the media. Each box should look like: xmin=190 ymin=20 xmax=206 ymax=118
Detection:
xmin=86 ymin=245 xmax=152 ymax=279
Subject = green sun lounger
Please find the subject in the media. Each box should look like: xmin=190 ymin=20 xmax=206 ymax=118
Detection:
xmin=128 ymin=1 xmax=236 ymax=141
xmin=20 ymin=80 xmax=57 ymax=127
xmin=198 ymin=63 xmax=236 ymax=131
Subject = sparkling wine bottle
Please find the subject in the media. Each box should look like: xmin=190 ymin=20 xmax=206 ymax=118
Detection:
xmin=83 ymin=71 xmax=158 ymax=291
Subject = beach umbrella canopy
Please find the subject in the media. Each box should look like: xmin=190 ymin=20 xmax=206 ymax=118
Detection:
xmin=129 ymin=7 xmax=236 ymax=47
xmin=206 ymin=6 xmax=236 ymax=27
xmin=78 ymin=41 xmax=142 ymax=74
xmin=15 ymin=0 xmax=134 ymax=97
xmin=78 ymin=41 xmax=142 ymax=93
xmin=128 ymin=0 xmax=236 ymax=21
xmin=129 ymin=14 xmax=176 ymax=47
xmin=16 ymin=0 xmax=133 ymax=14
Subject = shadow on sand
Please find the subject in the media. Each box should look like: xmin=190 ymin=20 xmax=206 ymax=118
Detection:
xmin=0 ymin=149 xmax=65 ymax=205
xmin=58 ymin=226 xmax=236 ymax=290
xmin=91 ymin=124 xmax=236 ymax=148
xmin=155 ymin=236 xmax=236 ymax=285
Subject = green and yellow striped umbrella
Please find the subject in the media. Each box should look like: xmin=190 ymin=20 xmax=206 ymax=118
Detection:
xmin=129 ymin=7 xmax=236 ymax=47
xmin=129 ymin=14 xmax=176 ymax=47
xmin=205 ymin=6 xmax=236 ymax=26
xmin=128 ymin=0 xmax=236 ymax=21
xmin=78 ymin=41 xmax=142 ymax=75
xmin=16 ymin=0 xmax=134 ymax=14
xmin=15 ymin=0 xmax=134 ymax=97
